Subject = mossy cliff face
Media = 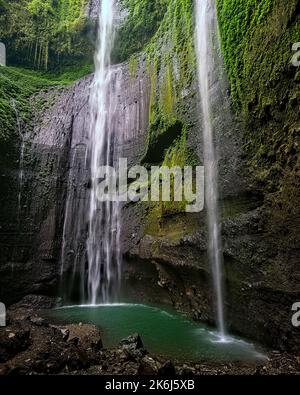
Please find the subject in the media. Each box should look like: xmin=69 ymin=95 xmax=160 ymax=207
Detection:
xmin=121 ymin=0 xmax=300 ymax=352
xmin=0 ymin=0 xmax=299 ymax=353
xmin=115 ymin=0 xmax=204 ymax=227
xmin=214 ymin=0 xmax=300 ymax=349
xmin=216 ymin=0 xmax=300 ymax=192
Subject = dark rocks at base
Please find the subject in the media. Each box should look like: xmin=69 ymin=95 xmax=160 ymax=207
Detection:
xmin=64 ymin=324 xmax=103 ymax=350
xmin=158 ymin=360 xmax=176 ymax=376
xmin=30 ymin=316 xmax=48 ymax=327
xmin=9 ymin=294 xmax=62 ymax=310
xmin=137 ymin=358 xmax=176 ymax=376
xmin=177 ymin=364 xmax=196 ymax=376
xmin=119 ymin=333 xmax=147 ymax=360
xmin=0 ymin=326 xmax=31 ymax=363
xmin=0 ymin=304 xmax=300 ymax=375
xmin=0 ymin=305 xmax=103 ymax=375
xmin=6 ymin=295 xmax=60 ymax=327
xmin=138 ymin=356 xmax=161 ymax=375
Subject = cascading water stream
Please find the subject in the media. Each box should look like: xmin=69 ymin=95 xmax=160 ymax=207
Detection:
xmin=195 ymin=0 xmax=226 ymax=340
xmin=11 ymin=99 xmax=26 ymax=217
xmin=87 ymin=0 xmax=122 ymax=305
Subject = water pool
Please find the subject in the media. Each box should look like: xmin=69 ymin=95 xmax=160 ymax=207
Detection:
xmin=49 ymin=304 xmax=267 ymax=362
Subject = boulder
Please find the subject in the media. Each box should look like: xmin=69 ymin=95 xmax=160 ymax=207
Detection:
xmin=138 ymin=356 xmax=160 ymax=375
xmin=0 ymin=327 xmax=31 ymax=363
xmin=158 ymin=360 xmax=176 ymax=376
xmin=64 ymin=324 xmax=103 ymax=350
xmin=119 ymin=333 xmax=146 ymax=359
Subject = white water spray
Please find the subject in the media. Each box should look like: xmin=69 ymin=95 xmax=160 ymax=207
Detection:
xmin=87 ymin=0 xmax=122 ymax=305
xmin=11 ymin=99 xmax=25 ymax=217
xmin=195 ymin=0 xmax=226 ymax=340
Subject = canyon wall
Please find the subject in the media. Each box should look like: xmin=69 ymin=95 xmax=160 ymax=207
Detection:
xmin=0 ymin=0 xmax=299 ymax=352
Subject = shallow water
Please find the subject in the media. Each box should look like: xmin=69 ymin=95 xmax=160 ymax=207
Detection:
xmin=49 ymin=304 xmax=266 ymax=362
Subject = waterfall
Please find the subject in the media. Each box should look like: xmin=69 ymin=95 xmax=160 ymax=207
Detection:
xmin=194 ymin=0 xmax=226 ymax=339
xmin=11 ymin=99 xmax=25 ymax=217
xmin=87 ymin=0 xmax=122 ymax=304
xmin=60 ymin=145 xmax=88 ymax=300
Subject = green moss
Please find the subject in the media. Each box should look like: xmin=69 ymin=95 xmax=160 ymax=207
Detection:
xmin=143 ymin=127 xmax=199 ymax=228
xmin=142 ymin=119 xmax=184 ymax=165
xmin=145 ymin=204 xmax=199 ymax=242
xmin=161 ymin=129 xmax=198 ymax=216
xmin=122 ymin=0 xmax=199 ymax=224
xmin=148 ymin=60 xmax=158 ymax=125
xmin=160 ymin=62 xmax=176 ymax=121
xmin=128 ymin=56 xmax=139 ymax=79
xmin=140 ymin=0 xmax=197 ymax=166
xmin=217 ymin=0 xmax=300 ymax=191
xmin=114 ymin=0 xmax=168 ymax=62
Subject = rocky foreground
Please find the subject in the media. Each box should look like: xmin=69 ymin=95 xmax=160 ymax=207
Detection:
xmin=0 ymin=296 xmax=299 ymax=376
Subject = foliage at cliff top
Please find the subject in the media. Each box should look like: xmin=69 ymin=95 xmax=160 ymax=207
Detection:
xmin=114 ymin=0 xmax=168 ymax=62
xmin=217 ymin=0 xmax=300 ymax=192
xmin=0 ymin=65 xmax=91 ymax=147
xmin=117 ymin=0 xmax=197 ymax=217
xmin=0 ymin=0 xmax=93 ymax=71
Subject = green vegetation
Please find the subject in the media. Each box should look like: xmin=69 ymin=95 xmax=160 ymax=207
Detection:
xmin=116 ymin=0 xmax=198 ymax=217
xmin=139 ymin=0 xmax=197 ymax=169
xmin=161 ymin=130 xmax=198 ymax=216
xmin=0 ymin=65 xmax=90 ymax=146
xmin=216 ymin=0 xmax=274 ymax=108
xmin=0 ymin=1 xmax=95 ymax=147
xmin=217 ymin=0 xmax=300 ymax=191
xmin=0 ymin=0 xmax=94 ymax=70
xmin=114 ymin=0 xmax=168 ymax=62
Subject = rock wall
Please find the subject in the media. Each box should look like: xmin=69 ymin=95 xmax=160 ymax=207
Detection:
xmin=0 ymin=58 xmax=152 ymax=305
xmin=0 ymin=81 xmax=87 ymax=304
xmin=120 ymin=2 xmax=300 ymax=353
xmin=0 ymin=0 xmax=299 ymax=354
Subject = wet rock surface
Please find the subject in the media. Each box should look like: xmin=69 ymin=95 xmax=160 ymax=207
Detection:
xmin=119 ymin=333 xmax=147 ymax=360
xmin=122 ymin=205 xmax=300 ymax=353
